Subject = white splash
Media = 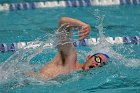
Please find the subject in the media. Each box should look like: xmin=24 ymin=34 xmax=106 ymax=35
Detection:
xmin=91 ymin=15 xmax=124 ymax=61
xmin=91 ymin=15 xmax=140 ymax=68
xmin=0 ymin=33 xmax=55 ymax=84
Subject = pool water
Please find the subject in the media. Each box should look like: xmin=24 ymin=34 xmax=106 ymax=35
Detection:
xmin=0 ymin=5 xmax=140 ymax=93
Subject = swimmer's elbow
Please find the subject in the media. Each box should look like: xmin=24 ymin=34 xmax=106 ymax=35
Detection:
xmin=59 ymin=17 xmax=68 ymax=26
xmin=59 ymin=17 xmax=75 ymax=26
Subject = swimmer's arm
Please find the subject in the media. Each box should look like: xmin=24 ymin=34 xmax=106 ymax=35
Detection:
xmin=55 ymin=17 xmax=91 ymax=66
xmin=59 ymin=17 xmax=91 ymax=40
xmin=56 ymin=43 xmax=77 ymax=67
xmin=59 ymin=17 xmax=87 ymax=26
xmin=26 ymin=71 xmax=49 ymax=80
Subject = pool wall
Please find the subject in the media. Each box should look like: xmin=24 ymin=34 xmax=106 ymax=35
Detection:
xmin=0 ymin=0 xmax=140 ymax=11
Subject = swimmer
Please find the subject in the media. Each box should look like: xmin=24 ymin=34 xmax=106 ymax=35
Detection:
xmin=27 ymin=17 xmax=109 ymax=80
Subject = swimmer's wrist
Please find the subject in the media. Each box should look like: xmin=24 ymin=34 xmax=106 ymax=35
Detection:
xmin=78 ymin=22 xmax=87 ymax=27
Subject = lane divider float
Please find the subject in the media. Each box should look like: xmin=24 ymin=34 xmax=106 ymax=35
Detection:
xmin=0 ymin=36 xmax=140 ymax=53
xmin=0 ymin=0 xmax=140 ymax=11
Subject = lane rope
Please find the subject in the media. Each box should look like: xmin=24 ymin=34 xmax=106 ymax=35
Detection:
xmin=0 ymin=36 xmax=140 ymax=52
xmin=0 ymin=0 xmax=140 ymax=11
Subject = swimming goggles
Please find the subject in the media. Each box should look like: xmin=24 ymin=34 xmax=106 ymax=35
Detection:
xmin=90 ymin=54 xmax=102 ymax=63
xmin=88 ymin=54 xmax=107 ymax=67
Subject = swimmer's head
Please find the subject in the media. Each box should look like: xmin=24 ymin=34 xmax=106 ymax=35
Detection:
xmin=82 ymin=53 xmax=109 ymax=70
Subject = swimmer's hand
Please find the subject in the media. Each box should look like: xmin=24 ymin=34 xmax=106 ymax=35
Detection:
xmin=59 ymin=17 xmax=91 ymax=40
xmin=79 ymin=24 xmax=91 ymax=40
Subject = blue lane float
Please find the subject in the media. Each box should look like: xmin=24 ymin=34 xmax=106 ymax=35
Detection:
xmin=0 ymin=43 xmax=17 ymax=52
xmin=73 ymin=39 xmax=88 ymax=47
xmin=120 ymin=0 xmax=140 ymax=5
xmin=123 ymin=36 xmax=140 ymax=44
xmin=0 ymin=36 xmax=140 ymax=53
xmin=66 ymin=0 xmax=92 ymax=7
xmin=0 ymin=0 xmax=140 ymax=11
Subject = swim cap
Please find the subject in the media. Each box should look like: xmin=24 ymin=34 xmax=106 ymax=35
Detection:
xmin=95 ymin=53 xmax=109 ymax=59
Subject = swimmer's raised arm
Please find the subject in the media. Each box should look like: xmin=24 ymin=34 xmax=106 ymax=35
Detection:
xmin=59 ymin=17 xmax=91 ymax=40
xmin=55 ymin=17 xmax=91 ymax=69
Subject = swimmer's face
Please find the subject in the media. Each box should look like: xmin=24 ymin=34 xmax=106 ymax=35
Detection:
xmin=82 ymin=53 xmax=109 ymax=70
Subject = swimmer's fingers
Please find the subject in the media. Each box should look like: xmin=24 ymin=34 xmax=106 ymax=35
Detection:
xmin=80 ymin=24 xmax=90 ymax=32
xmin=79 ymin=30 xmax=89 ymax=37
xmin=80 ymin=24 xmax=90 ymax=36
xmin=79 ymin=34 xmax=89 ymax=40
xmin=79 ymin=30 xmax=90 ymax=40
xmin=78 ymin=24 xmax=91 ymax=40
xmin=80 ymin=28 xmax=90 ymax=35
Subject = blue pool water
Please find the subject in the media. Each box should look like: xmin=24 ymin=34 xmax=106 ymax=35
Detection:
xmin=0 ymin=5 xmax=140 ymax=93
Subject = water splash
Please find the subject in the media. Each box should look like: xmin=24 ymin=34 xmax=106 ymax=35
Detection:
xmin=0 ymin=24 xmax=84 ymax=87
xmin=0 ymin=14 xmax=139 ymax=92
xmin=92 ymin=14 xmax=140 ymax=69
xmin=0 ymin=33 xmax=56 ymax=85
xmin=91 ymin=15 xmax=124 ymax=61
